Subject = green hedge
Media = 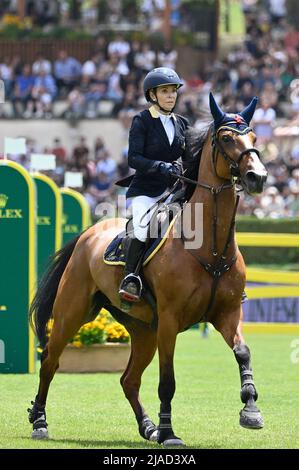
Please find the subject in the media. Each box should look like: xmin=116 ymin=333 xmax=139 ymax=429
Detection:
xmin=236 ymin=217 xmax=299 ymax=265
xmin=236 ymin=216 xmax=299 ymax=233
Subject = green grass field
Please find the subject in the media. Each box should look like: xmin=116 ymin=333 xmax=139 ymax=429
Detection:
xmin=0 ymin=330 xmax=298 ymax=449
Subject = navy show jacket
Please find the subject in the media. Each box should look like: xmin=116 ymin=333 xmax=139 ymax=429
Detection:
xmin=126 ymin=106 xmax=190 ymax=198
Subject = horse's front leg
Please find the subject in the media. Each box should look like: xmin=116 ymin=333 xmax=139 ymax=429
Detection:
xmin=213 ymin=308 xmax=264 ymax=429
xmin=233 ymin=334 xmax=264 ymax=429
xmin=157 ymin=311 xmax=184 ymax=447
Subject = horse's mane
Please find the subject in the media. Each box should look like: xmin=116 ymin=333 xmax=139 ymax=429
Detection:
xmin=185 ymin=119 xmax=213 ymax=162
xmin=183 ymin=118 xmax=213 ymax=200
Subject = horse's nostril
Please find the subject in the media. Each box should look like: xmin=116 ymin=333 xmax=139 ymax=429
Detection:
xmin=246 ymin=171 xmax=258 ymax=183
xmin=244 ymin=171 xmax=267 ymax=194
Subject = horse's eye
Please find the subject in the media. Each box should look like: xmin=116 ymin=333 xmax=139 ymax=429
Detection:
xmin=222 ymin=135 xmax=232 ymax=143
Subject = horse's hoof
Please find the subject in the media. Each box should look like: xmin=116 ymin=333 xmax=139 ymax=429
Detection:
xmin=163 ymin=437 xmax=185 ymax=447
xmin=149 ymin=430 xmax=158 ymax=442
xmin=32 ymin=428 xmax=49 ymax=439
xmin=240 ymin=409 xmax=264 ymax=429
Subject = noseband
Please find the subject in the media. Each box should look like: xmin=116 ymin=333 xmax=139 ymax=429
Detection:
xmin=212 ymin=123 xmax=261 ymax=177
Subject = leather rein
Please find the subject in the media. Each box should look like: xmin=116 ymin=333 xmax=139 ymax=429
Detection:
xmin=180 ymin=124 xmax=260 ymax=319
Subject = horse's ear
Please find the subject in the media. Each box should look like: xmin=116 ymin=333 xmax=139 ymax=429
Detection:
xmin=209 ymin=92 xmax=225 ymax=127
xmin=239 ymin=96 xmax=258 ymax=125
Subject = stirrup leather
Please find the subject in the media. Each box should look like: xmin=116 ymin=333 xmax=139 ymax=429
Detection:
xmin=119 ymin=274 xmax=143 ymax=302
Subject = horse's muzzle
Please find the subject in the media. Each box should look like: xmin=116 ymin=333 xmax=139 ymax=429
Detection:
xmin=243 ymin=170 xmax=268 ymax=194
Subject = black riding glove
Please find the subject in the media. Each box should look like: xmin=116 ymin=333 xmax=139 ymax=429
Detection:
xmin=158 ymin=161 xmax=182 ymax=178
xmin=171 ymin=161 xmax=183 ymax=177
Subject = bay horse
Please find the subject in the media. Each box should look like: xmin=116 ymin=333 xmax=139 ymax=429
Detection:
xmin=28 ymin=93 xmax=267 ymax=446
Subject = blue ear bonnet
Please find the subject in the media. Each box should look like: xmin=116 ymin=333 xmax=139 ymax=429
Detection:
xmin=209 ymin=92 xmax=258 ymax=131
xmin=214 ymin=113 xmax=249 ymax=132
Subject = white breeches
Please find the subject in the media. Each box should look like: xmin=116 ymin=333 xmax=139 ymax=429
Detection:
xmin=128 ymin=190 xmax=172 ymax=242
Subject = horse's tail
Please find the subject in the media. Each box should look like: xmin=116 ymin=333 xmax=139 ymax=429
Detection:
xmin=29 ymin=234 xmax=81 ymax=349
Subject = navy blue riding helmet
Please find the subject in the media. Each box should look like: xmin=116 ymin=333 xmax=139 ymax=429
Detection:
xmin=143 ymin=67 xmax=184 ymax=102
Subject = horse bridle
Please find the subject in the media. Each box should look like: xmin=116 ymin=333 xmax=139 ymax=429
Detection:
xmin=212 ymin=123 xmax=261 ymax=178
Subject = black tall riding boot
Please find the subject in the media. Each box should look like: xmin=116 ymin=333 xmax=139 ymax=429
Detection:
xmin=119 ymin=238 xmax=146 ymax=302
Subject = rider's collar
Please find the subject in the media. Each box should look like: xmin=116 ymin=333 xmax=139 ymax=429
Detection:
xmin=149 ymin=105 xmax=176 ymax=121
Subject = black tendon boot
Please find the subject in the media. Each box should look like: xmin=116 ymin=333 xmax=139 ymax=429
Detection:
xmin=119 ymin=238 xmax=146 ymax=302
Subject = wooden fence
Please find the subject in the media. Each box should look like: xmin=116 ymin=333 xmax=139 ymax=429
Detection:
xmin=0 ymin=39 xmax=96 ymax=62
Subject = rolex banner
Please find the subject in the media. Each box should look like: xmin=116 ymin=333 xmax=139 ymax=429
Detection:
xmin=32 ymin=173 xmax=62 ymax=281
xmin=0 ymin=161 xmax=36 ymax=373
xmin=61 ymin=188 xmax=91 ymax=246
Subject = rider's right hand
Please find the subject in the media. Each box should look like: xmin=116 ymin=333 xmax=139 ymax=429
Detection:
xmin=157 ymin=162 xmax=181 ymax=178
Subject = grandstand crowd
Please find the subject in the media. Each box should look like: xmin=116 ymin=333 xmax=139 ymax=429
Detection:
xmin=0 ymin=0 xmax=298 ymax=219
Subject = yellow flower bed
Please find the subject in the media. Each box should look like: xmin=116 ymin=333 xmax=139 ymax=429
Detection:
xmin=1 ymin=14 xmax=32 ymax=28
xmin=47 ymin=308 xmax=130 ymax=348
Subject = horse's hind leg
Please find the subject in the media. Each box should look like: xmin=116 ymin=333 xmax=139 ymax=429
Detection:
xmin=213 ymin=307 xmax=264 ymax=429
xmin=29 ymin=285 xmax=93 ymax=439
xmin=120 ymin=321 xmax=158 ymax=442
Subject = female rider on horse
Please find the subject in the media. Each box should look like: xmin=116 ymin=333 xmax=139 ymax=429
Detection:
xmin=118 ymin=67 xmax=190 ymax=303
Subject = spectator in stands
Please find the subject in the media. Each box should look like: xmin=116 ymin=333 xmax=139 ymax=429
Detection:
xmin=81 ymin=0 xmax=98 ymax=27
xmin=108 ymin=34 xmax=130 ymax=59
xmin=288 ymin=188 xmax=299 ymax=216
xmin=260 ymin=81 xmax=278 ymax=110
xmin=235 ymin=64 xmax=254 ymax=93
xmin=84 ymin=70 xmax=108 ymax=118
xmin=52 ymin=137 xmax=67 ymax=165
xmin=134 ymin=42 xmax=156 ymax=74
xmin=126 ymin=40 xmax=141 ymax=72
xmin=32 ymin=52 xmax=52 ymax=76
xmin=74 ymin=153 xmax=93 ymax=189
xmin=0 ymin=56 xmax=13 ymax=99
xmin=34 ymin=0 xmax=59 ymax=26
xmin=260 ymin=186 xmax=285 ymax=218
xmin=66 ymin=87 xmax=85 ymax=119
xmin=106 ymin=0 xmax=122 ymax=24
xmin=72 ymin=136 xmax=89 ymax=167
xmin=252 ymin=97 xmax=276 ymax=145
xmin=289 ymin=168 xmax=299 ymax=192
xmin=11 ymin=64 xmax=35 ymax=117
xmin=94 ymin=136 xmax=106 ymax=159
xmin=106 ymin=63 xmax=124 ymax=105
xmin=54 ymin=50 xmax=82 ymax=95
xmin=269 ymin=0 xmax=286 ymax=26
xmin=89 ymin=171 xmax=112 ymax=202
xmin=96 ymin=149 xmax=117 ymax=182
xmin=31 ymin=69 xmax=57 ymax=118
xmin=283 ymin=23 xmax=299 ymax=54
xmin=237 ymin=81 xmax=256 ymax=107
xmin=82 ymin=53 xmax=99 ymax=77
xmin=10 ymin=55 xmax=22 ymax=77
xmin=157 ymin=42 xmax=178 ymax=70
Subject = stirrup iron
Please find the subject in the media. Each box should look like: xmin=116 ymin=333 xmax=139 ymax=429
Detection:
xmin=119 ymin=274 xmax=143 ymax=302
